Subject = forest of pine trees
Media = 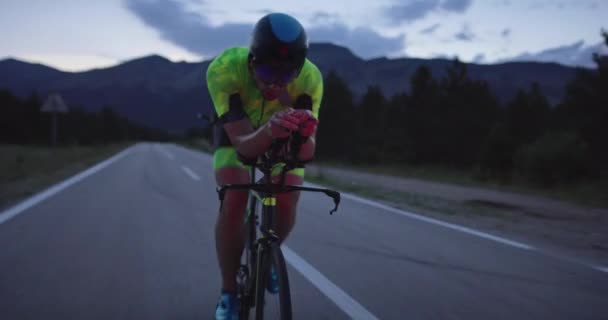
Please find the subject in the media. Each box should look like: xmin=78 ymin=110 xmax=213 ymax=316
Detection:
xmin=0 ymin=91 xmax=172 ymax=146
xmin=316 ymin=31 xmax=608 ymax=186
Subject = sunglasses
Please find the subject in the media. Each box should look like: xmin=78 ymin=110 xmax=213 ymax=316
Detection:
xmin=254 ymin=64 xmax=298 ymax=86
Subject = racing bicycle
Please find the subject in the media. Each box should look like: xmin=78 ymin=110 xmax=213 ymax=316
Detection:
xmin=217 ymin=133 xmax=341 ymax=319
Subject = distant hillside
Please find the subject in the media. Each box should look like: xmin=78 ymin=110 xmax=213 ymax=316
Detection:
xmin=0 ymin=43 xmax=582 ymax=132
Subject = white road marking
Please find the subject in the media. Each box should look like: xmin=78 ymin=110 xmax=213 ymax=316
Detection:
xmin=593 ymin=265 xmax=608 ymax=273
xmin=0 ymin=146 xmax=133 ymax=225
xmin=157 ymin=145 xmax=175 ymax=160
xmin=282 ymin=246 xmax=379 ymax=320
xmin=181 ymin=166 xmax=200 ymax=181
xmin=304 ymin=181 xmax=535 ymax=251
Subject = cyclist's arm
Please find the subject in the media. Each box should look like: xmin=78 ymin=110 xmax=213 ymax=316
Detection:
xmin=207 ymin=53 xmax=274 ymax=160
xmin=224 ymin=110 xmax=315 ymax=161
xmin=223 ymin=118 xmax=273 ymax=159
xmin=293 ymin=63 xmax=323 ymax=162
xmin=298 ymin=133 xmax=316 ymax=161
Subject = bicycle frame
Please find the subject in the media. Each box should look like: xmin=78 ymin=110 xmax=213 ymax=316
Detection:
xmin=216 ymin=136 xmax=341 ymax=319
xmin=217 ymin=164 xmax=340 ymax=298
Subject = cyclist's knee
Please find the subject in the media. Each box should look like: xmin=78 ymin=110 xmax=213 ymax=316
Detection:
xmin=222 ymin=192 xmax=248 ymax=215
xmin=216 ymin=167 xmax=250 ymax=218
xmin=276 ymin=174 xmax=303 ymax=213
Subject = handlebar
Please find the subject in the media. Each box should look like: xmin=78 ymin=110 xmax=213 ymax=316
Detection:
xmin=217 ymin=183 xmax=341 ymax=215
xmin=256 ymin=132 xmax=309 ymax=184
xmin=217 ymin=131 xmax=341 ymax=215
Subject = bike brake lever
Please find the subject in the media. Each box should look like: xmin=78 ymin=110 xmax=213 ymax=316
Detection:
xmin=216 ymin=186 xmax=226 ymax=201
xmin=323 ymin=190 xmax=341 ymax=215
xmin=217 ymin=186 xmax=226 ymax=211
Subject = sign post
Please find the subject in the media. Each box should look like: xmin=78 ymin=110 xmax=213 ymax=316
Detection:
xmin=40 ymin=93 xmax=68 ymax=146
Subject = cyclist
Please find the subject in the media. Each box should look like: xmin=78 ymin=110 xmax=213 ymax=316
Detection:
xmin=206 ymin=12 xmax=323 ymax=319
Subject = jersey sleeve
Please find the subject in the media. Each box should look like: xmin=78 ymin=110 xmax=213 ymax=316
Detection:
xmin=206 ymin=49 xmax=240 ymax=118
xmin=298 ymin=61 xmax=324 ymax=119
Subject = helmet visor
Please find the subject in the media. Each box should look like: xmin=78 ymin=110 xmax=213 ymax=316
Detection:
xmin=253 ymin=64 xmax=298 ymax=86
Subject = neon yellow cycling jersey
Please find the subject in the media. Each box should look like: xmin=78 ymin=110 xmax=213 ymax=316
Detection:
xmin=206 ymin=46 xmax=323 ymax=175
xmin=207 ymin=46 xmax=323 ymax=127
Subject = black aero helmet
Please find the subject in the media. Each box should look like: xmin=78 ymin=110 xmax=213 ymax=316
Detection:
xmin=249 ymin=13 xmax=308 ymax=73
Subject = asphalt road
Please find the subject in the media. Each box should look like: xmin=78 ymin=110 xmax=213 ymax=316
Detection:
xmin=1 ymin=143 xmax=606 ymax=319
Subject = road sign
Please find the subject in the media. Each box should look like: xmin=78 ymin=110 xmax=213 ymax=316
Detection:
xmin=41 ymin=93 xmax=68 ymax=113
xmin=40 ymin=93 xmax=69 ymax=146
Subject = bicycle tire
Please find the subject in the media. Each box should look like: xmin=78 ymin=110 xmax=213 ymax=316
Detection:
xmin=272 ymin=243 xmax=292 ymax=319
xmin=239 ymin=213 xmax=257 ymax=319
xmin=254 ymin=243 xmax=292 ymax=320
xmin=254 ymin=245 xmax=269 ymax=320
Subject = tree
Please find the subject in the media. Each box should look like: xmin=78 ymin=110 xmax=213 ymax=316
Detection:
xmin=478 ymin=122 xmax=517 ymax=181
xmin=553 ymin=30 xmax=608 ymax=174
xmin=514 ymin=132 xmax=591 ymax=186
xmin=316 ymin=71 xmax=355 ymax=160
xmin=438 ymin=59 xmax=501 ymax=167
xmin=352 ymin=85 xmax=388 ymax=163
xmin=23 ymin=91 xmax=45 ymax=144
xmin=505 ymin=83 xmax=551 ymax=147
xmin=384 ymin=93 xmax=413 ymax=162
xmin=0 ymin=90 xmax=23 ymax=143
xmin=0 ymin=89 xmax=174 ymax=145
xmin=405 ymin=65 xmax=441 ymax=164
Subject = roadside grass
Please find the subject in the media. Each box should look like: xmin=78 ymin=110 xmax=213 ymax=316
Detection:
xmin=312 ymin=161 xmax=608 ymax=209
xmin=305 ymin=174 xmax=519 ymax=222
xmin=0 ymin=143 xmax=133 ymax=210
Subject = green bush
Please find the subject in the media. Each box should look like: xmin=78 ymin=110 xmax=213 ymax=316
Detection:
xmin=478 ymin=123 xmax=517 ymax=180
xmin=514 ymin=132 xmax=591 ymax=186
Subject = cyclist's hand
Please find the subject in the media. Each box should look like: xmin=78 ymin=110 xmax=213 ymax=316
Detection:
xmin=299 ymin=117 xmax=318 ymax=137
xmin=289 ymin=109 xmax=313 ymax=122
xmin=288 ymin=109 xmax=317 ymax=137
xmin=266 ymin=108 xmax=300 ymax=138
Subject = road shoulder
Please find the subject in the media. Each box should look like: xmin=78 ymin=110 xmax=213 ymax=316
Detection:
xmin=305 ymin=164 xmax=608 ymax=267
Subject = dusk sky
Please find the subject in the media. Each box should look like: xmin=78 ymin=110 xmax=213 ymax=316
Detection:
xmin=1 ymin=0 xmax=606 ymax=71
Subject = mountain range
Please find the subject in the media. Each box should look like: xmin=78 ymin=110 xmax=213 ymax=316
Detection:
xmin=0 ymin=43 xmax=583 ymax=132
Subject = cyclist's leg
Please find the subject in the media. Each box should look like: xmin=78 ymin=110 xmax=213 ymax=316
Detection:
xmin=214 ymin=147 xmax=251 ymax=293
xmin=272 ymin=169 xmax=304 ymax=243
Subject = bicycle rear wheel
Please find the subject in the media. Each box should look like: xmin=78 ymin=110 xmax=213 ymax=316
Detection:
xmin=254 ymin=242 xmax=292 ymax=320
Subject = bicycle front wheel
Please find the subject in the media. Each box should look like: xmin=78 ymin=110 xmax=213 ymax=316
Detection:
xmin=255 ymin=242 xmax=292 ymax=320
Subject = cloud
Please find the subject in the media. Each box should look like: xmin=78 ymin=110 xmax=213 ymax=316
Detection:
xmin=383 ymin=0 xmax=474 ymax=25
xmin=440 ymin=0 xmax=473 ymax=12
xmin=528 ymin=0 xmax=600 ymax=10
xmin=501 ymin=28 xmax=511 ymax=38
xmin=454 ymin=32 xmax=473 ymax=41
xmin=454 ymin=24 xmax=475 ymax=41
xmin=124 ymin=0 xmax=251 ymax=56
xmin=473 ymin=53 xmax=485 ymax=63
xmin=384 ymin=0 xmax=440 ymax=24
xmin=430 ymin=52 xmax=461 ymax=59
xmin=308 ymin=23 xmax=406 ymax=58
xmin=420 ymin=23 xmax=441 ymax=34
xmin=253 ymin=9 xmax=273 ymax=15
xmin=503 ymin=40 xmax=607 ymax=68
xmin=124 ymin=0 xmax=405 ymax=59
xmin=310 ymin=12 xmax=341 ymax=24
